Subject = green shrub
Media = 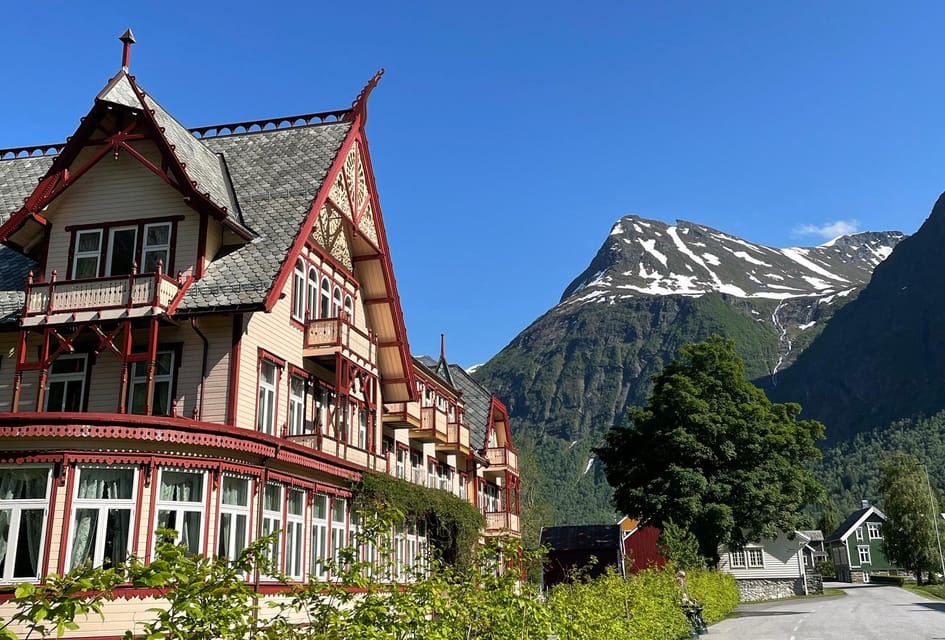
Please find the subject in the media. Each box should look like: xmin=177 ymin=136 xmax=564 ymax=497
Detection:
xmin=868 ymin=574 xmax=905 ymax=586
xmin=814 ymin=558 xmax=836 ymax=578
xmin=686 ymin=568 xmax=739 ymax=623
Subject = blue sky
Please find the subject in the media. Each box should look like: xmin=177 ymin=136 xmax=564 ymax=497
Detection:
xmin=2 ymin=2 xmax=944 ymax=366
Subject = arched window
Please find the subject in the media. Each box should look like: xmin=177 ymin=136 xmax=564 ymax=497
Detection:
xmin=307 ymin=268 xmax=318 ymax=320
xmin=344 ymin=294 xmax=353 ymax=322
xmin=320 ymin=277 xmax=331 ymax=319
xmin=332 ymin=286 xmax=342 ymax=318
xmin=291 ymin=260 xmax=305 ymax=322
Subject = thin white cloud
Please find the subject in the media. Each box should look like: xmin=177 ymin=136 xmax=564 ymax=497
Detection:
xmin=793 ymin=219 xmax=860 ymax=240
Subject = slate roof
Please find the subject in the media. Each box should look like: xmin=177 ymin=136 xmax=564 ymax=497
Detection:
xmin=540 ymin=525 xmax=622 ymax=552
xmin=0 ymin=107 xmax=352 ymax=319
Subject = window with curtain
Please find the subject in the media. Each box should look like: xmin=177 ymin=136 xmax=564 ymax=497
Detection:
xmin=141 ymin=223 xmax=172 ymax=273
xmin=262 ymin=484 xmax=283 ymax=575
xmin=310 ymin=494 xmax=329 ymax=580
xmin=217 ymin=476 xmax=251 ymax=563
xmin=288 ymin=375 xmax=306 ymax=436
xmin=128 ymin=351 xmax=175 ymax=416
xmin=155 ymin=470 xmax=205 ymax=556
xmin=357 ymin=406 xmax=368 ymax=450
xmin=0 ymin=466 xmax=51 ymax=582
xmin=72 ymin=229 xmax=102 ymax=278
xmin=69 ymin=467 xmax=136 ymax=570
xmin=257 ymin=360 xmax=279 ymax=436
xmin=320 ymin=277 xmax=330 ymax=319
xmin=285 ymin=489 xmax=305 ymax=580
xmin=307 ymin=268 xmax=318 ymax=320
xmin=343 ymin=294 xmax=353 ymax=322
xmin=330 ymin=497 xmax=347 ymax=563
xmin=331 ymin=286 xmax=342 ymax=318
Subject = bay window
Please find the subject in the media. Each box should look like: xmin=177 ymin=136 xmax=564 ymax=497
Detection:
xmin=155 ymin=470 xmax=205 ymax=555
xmin=72 ymin=230 xmax=102 ymax=278
xmin=45 ymin=354 xmax=87 ymax=412
xmin=285 ymin=489 xmax=305 ymax=580
xmin=69 ymin=467 xmax=136 ymax=570
xmin=262 ymin=484 xmax=283 ymax=572
xmin=68 ymin=220 xmax=176 ymax=279
xmin=128 ymin=351 xmax=175 ymax=416
xmin=257 ymin=359 xmax=279 ymax=436
xmin=288 ymin=375 xmax=306 ymax=436
xmin=310 ymin=494 xmax=329 ymax=580
xmin=0 ymin=466 xmax=51 ymax=582
xmin=141 ymin=223 xmax=172 ymax=273
xmin=330 ymin=497 xmax=347 ymax=561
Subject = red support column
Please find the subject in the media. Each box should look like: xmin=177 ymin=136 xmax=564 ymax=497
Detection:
xmin=144 ymin=317 xmax=159 ymax=416
xmin=34 ymin=328 xmax=51 ymax=411
xmin=10 ymin=329 xmax=28 ymax=412
xmin=117 ymin=320 xmax=133 ymax=413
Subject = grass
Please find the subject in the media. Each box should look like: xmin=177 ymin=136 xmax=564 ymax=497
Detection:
xmin=902 ymin=583 xmax=945 ymax=601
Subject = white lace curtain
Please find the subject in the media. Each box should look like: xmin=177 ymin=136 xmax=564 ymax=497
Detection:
xmin=0 ymin=468 xmax=48 ymax=578
xmin=71 ymin=468 xmax=134 ymax=569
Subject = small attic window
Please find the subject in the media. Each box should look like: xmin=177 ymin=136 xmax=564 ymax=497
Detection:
xmin=292 ymin=259 xmax=305 ymax=322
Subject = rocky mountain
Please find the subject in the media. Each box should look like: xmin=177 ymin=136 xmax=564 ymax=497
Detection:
xmin=474 ymin=215 xmax=903 ymax=525
xmin=769 ymin=192 xmax=945 ymax=444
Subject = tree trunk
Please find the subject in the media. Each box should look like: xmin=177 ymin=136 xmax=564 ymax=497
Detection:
xmin=916 ymin=568 xmax=924 ymax=586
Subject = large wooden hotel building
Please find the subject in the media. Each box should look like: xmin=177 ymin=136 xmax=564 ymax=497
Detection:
xmin=0 ymin=34 xmax=520 ymax=634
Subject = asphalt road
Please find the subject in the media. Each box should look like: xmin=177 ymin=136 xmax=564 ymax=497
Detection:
xmin=705 ymin=582 xmax=945 ymax=640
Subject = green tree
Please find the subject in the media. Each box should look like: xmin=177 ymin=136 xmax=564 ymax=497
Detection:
xmin=657 ymin=520 xmax=705 ymax=570
xmin=878 ymin=452 xmax=941 ymax=584
xmin=595 ymin=335 xmax=825 ymax=563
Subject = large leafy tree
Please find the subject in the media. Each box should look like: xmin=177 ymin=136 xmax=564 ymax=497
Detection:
xmin=878 ymin=452 xmax=942 ymax=584
xmin=596 ymin=335 xmax=824 ymax=562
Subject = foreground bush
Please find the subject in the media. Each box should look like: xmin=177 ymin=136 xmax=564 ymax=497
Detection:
xmin=685 ymin=568 xmax=739 ymax=623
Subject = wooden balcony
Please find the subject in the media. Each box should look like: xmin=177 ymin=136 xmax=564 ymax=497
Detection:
xmin=437 ymin=420 xmax=471 ymax=455
xmin=484 ymin=511 xmax=521 ymax=535
xmin=409 ymin=406 xmax=448 ymax=443
xmin=484 ymin=446 xmax=519 ymax=476
xmin=303 ymin=316 xmax=377 ymax=368
xmin=285 ymin=431 xmax=388 ymax=472
xmin=22 ymin=270 xmax=184 ymax=327
xmin=383 ymin=401 xmax=422 ymax=429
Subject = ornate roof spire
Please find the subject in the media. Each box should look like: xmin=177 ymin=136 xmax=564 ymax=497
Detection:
xmin=119 ymin=28 xmax=136 ymax=71
xmin=346 ymin=68 xmax=385 ymax=123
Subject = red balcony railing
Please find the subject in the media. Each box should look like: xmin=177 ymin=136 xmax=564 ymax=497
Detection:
xmin=303 ymin=315 xmax=377 ymax=365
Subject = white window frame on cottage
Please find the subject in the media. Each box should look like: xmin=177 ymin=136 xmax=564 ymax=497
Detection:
xmin=72 ymin=229 xmax=103 ymax=279
xmin=0 ymin=465 xmax=52 ymax=582
xmin=288 ymin=375 xmax=306 ymax=436
xmin=45 ymin=354 xmax=88 ymax=412
xmin=320 ymin=277 xmax=331 ymax=319
xmin=307 ymin=267 xmax=318 ymax=320
xmin=344 ymin=294 xmax=353 ymax=322
xmin=858 ymin=545 xmax=871 ymax=564
xmin=257 ymin=359 xmax=280 ymax=436
xmin=141 ymin=222 xmax=172 ymax=273
xmin=128 ymin=350 xmax=175 ymax=416
xmin=285 ymin=489 xmax=305 ymax=581
xmin=746 ymin=548 xmax=764 ymax=568
xmin=729 ymin=550 xmax=746 ymax=568
xmin=292 ymin=259 xmax=306 ymax=322
xmin=330 ymin=497 xmax=347 ymax=563
xmin=332 ymin=286 xmax=342 ymax=318
xmin=217 ymin=476 xmax=251 ymax=563
xmin=68 ymin=466 xmax=137 ymax=571
xmin=867 ymin=522 xmax=882 ymax=539
xmin=310 ymin=494 xmax=330 ymax=580
xmin=855 ymin=527 xmax=864 ymax=541
xmin=262 ymin=484 xmax=284 ymax=575
xmin=155 ymin=469 xmax=206 ymax=557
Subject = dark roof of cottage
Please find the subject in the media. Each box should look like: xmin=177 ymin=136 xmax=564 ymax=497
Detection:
xmin=540 ymin=525 xmax=622 ymax=552
xmin=827 ymin=505 xmax=886 ymax=543
xmin=0 ymin=76 xmax=352 ymax=319
xmin=801 ymin=529 xmax=824 ymax=542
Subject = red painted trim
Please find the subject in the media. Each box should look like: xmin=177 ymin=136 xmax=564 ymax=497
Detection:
xmin=144 ymin=466 xmax=158 ymax=560
xmin=226 ymin=314 xmax=243 ymax=426
xmin=57 ymin=462 xmax=77 ymax=574
xmin=134 ymin=463 xmax=146 ymax=558
xmin=41 ymin=461 xmax=61 ymax=577
xmin=258 ymin=348 xmax=287 ymax=369
xmin=65 ymin=215 xmax=186 ymax=233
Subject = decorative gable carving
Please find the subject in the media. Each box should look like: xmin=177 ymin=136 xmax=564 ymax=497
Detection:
xmin=311 ymin=206 xmax=353 ymax=270
xmin=326 ymin=143 xmax=379 ymax=246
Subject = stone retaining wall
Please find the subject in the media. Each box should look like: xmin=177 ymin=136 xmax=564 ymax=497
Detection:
xmin=737 ymin=577 xmax=808 ymax=602
xmin=805 ymin=572 xmax=823 ymax=594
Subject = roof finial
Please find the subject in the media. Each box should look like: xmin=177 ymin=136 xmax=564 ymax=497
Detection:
xmin=346 ymin=68 xmax=385 ymax=124
xmin=119 ymin=28 xmax=136 ymax=71
xmin=440 ymin=333 xmax=446 ymax=362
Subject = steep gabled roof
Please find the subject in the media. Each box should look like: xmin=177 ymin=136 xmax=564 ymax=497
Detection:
xmin=827 ymin=505 xmax=887 ymax=543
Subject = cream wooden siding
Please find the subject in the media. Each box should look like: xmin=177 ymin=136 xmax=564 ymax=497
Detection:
xmin=718 ymin=532 xmax=806 ymax=580
xmin=44 ymin=473 xmax=68 ymax=576
xmin=205 ymin=218 xmax=223 ymax=270
xmin=0 ymin=332 xmax=17 ymax=409
xmin=44 ymin=142 xmax=199 ymax=280
xmin=197 ymin=316 xmax=233 ymax=424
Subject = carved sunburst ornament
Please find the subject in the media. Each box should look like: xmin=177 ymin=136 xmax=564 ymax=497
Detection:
xmin=326 ymin=144 xmax=379 ymax=246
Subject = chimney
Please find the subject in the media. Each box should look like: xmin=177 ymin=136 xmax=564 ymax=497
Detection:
xmin=861 ymin=499 xmax=870 ymax=509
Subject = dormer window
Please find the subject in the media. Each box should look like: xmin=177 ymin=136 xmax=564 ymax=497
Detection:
xmin=67 ymin=220 xmax=177 ymax=279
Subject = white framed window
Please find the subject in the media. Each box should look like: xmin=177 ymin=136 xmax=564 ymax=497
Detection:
xmin=427 ymin=460 xmax=436 ymax=489
xmin=155 ymin=469 xmax=206 ymax=556
xmin=858 ymin=545 xmax=871 ymax=564
xmin=332 ymin=286 xmax=342 ymax=318
xmin=45 ymin=354 xmax=87 ymax=412
xmin=69 ymin=466 xmax=136 ymax=570
xmin=330 ymin=497 xmax=347 ymax=561
xmin=129 ymin=351 xmax=174 ymax=416
xmin=855 ymin=527 xmax=864 ymax=541
xmin=73 ymin=230 xmax=102 ymax=279
xmin=288 ymin=375 xmax=306 ymax=436
xmin=262 ymin=484 xmax=283 ymax=574
xmin=285 ymin=489 xmax=305 ymax=581
xmin=410 ymin=451 xmax=423 ymax=485
xmin=343 ymin=294 xmax=353 ymax=321
xmin=107 ymin=226 xmax=138 ymax=276
xmin=307 ymin=268 xmax=318 ymax=320
xmin=141 ymin=222 xmax=172 ymax=273
xmin=867 ymin=522 xmax=882 ymax=539
xmin=746 ymin=548 xmax=764 ymax=568
xmin=0 ymin=466 xmax=52 ymax=582
xmin=217 ymin=476 xmax=251 ymax=563
xmin=729 ymin=550 xmax=746 ymax=568
xmin=396 ymin=448 xmax=406 ymax=480
xmin=310 ymin=494 xmax=329 ymax=580
xmin=320 ymin=277 xmax=331 ymax=319
xmin=292 ymin=259 xmax=305 ymax=322
xmin=257 ymin=359 xmax=279 ymax=436
xmin=357 ymin=406 xmax=368 ymax=450
xmin=459 ymin=474 xmax=468 ymax=501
